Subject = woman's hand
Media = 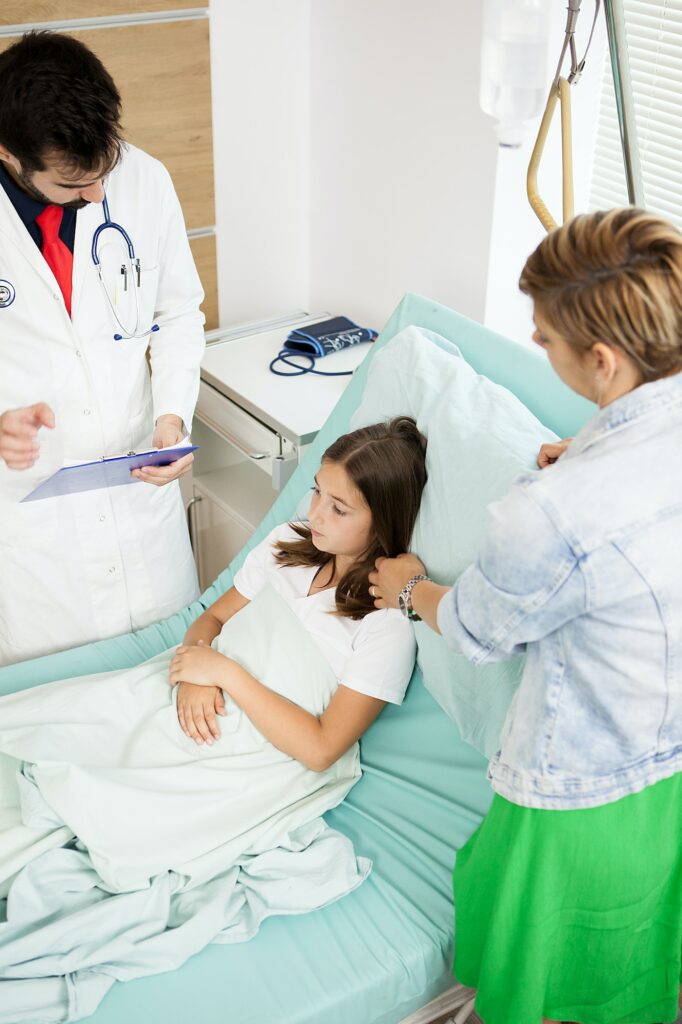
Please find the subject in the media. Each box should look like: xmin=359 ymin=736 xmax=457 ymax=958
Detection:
xmin=176 ymin=681 xmax=226 ymax=745
xmin=169 ymin=644 xmax=233 ymax=688
xmin=537 ymin=438 xmax=573 ymax=469
xmin=369 ymin=553 xmax=427 ymax=609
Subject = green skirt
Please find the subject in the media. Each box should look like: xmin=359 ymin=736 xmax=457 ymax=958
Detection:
xmin=453 ymin=772 xmax=682 ymax=1024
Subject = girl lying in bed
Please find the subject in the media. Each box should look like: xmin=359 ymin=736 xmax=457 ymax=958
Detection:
xmin=0 ymin=417 xmax=427 ymax=894
xmin=171 ymin=415 xmax=427 ymax=767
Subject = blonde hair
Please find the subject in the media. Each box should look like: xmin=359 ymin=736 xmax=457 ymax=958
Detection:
xmin=519 ymin=208 xmax=682 ymax=381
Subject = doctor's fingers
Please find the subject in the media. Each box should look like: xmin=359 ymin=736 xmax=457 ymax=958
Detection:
xmin=2 ymin=404 xmax=53 ymax=431
xmin=0 ymin=439 xmax=40 ymax=469
xmin=133 ymin=453 xmax=194 ymax=486
xmin=26 ymin=403 xmax=56 ymax=429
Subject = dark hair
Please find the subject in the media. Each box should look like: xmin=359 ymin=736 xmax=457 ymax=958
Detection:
xmin=519 ymin=207 xmax=682 ymax=382
xmin=275 ymin=417 xmax=428 ymax=619
xmin=0 ymin=31 xmax=123 ymax=175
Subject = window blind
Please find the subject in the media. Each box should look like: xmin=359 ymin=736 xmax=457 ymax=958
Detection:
xmin=589 ymin=0 xmax=682 ymax=229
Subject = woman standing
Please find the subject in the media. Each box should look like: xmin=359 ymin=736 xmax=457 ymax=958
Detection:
xmin=371 ymin=208 xmax=682 ymax=1024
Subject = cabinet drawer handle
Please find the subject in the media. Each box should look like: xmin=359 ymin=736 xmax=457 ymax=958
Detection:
xmin=186 ymin=495 xmax=203 ymax=555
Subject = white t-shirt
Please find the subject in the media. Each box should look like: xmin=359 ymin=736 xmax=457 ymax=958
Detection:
xmin=233 ymin=524 xmax=416 ymax=704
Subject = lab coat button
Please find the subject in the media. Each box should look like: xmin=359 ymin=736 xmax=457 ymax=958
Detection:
xmin=99 ymin=514 xmax=106 ymax=522
xmin=75 ymin=350 xmax=82 ymax=358
xmin=83 ymin=408 xmax=91 ymax=416
xmin=108 ymin=566 xmax=116 ymax=574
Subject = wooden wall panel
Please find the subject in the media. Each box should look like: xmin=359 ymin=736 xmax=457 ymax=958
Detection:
xmin=190 ymin=234 xmax=219 ymax=330
xmin=0 ymin=19 xmax=215 ymax=231
xmin=73 ymin=20 xmax=215 ymax=231
xmin=0 ymin=1 xmax=205 ymax=26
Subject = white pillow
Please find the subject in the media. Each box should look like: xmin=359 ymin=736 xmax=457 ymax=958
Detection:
xmin=351 ymin=326 xmax=557 ymax=757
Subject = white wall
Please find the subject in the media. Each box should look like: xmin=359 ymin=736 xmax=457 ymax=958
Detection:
xmin=210 ymin=0 xmax=499 ymax=333
xmin=308 ymin=0 xmax=499 ymax=330
xmin=210 ymin=0 xmax=310 ymax=327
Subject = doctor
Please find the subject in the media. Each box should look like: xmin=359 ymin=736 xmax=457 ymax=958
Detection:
xmin=0 ymin=31 xmax=205 ymax=666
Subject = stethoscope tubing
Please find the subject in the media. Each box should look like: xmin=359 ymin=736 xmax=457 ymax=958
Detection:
xmin=92 ymin=194 xmax=158 ymax=341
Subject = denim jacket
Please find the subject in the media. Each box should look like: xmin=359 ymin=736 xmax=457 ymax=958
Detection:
xmin=437 ymin=372 xmax=682 ymax=810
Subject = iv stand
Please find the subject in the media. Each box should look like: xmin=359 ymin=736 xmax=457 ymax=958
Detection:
xmin=603 ymin=0 xmax=645 ymax=206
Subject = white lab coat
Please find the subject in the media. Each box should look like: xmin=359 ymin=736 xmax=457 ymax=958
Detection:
xmin=0 ymin=145 xmax=204 ymax=666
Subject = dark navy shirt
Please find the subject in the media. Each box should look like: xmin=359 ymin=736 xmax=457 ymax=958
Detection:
xmin=0 ymin=161 xmax=77 ymax=252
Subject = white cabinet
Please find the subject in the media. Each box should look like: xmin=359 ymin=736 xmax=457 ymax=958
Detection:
xmin=189 ymin=461 xmax=276 ymax=590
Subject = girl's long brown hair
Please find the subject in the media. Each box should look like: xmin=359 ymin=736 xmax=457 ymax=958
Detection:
xmin=274 ymin=417 xmax=427 ymax=619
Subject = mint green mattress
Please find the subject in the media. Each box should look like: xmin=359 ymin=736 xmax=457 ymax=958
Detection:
xmin=0 ymin=294 xmax=591 ymax=1024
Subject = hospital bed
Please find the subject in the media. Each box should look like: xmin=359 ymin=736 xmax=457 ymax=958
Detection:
xmin=0 ymin=293 xmax=591 ymax=1024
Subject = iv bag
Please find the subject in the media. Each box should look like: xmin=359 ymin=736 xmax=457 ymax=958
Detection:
xmin=480 ymin=0 xmax=552 ymax=148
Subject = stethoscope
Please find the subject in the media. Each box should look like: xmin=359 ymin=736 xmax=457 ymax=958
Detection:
xmin=91 ymin=195 xmax=160 ymax=342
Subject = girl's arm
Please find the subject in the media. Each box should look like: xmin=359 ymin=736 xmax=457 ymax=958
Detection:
xmin=169 ymin=644 xmax=385 ymax=771
xmin=176 ymin=586 xmax=252 ymax=746
xmin=182 ymin=585 xmax=251 ymax=646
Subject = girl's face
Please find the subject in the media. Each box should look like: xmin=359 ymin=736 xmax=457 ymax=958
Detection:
xmin=309 ymin=460 xmax=373 ymax=561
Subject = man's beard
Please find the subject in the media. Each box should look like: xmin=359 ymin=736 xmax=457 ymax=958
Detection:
xmin=18 ymin=166 xmax=89 ymax=210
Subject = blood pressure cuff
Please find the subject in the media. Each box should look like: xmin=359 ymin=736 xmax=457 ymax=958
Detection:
xmin=285 ymin=317 xmax=377 ymax=358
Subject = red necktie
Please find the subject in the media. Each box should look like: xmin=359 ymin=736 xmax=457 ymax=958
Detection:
xmin=36 ymin=205 xmax=73 ymax=317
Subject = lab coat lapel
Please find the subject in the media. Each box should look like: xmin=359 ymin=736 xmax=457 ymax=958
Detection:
xmin=71 ymin=199 xmax=101 ymax=320
xmin=0 ymin=183 xmax=64 ymax=300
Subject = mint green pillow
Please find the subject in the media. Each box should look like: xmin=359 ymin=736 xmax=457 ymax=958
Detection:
xmin=350 ymin=326 xmax=557 ymax=757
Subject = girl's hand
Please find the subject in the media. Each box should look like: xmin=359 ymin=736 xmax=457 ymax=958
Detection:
xmin=369 ymin=553 xmax=427 ymax=609
xmin=537 ymin=437 xmax=573 ymax=469
xmin=176 ymin=682 xmax=226 ymax=745
xmin=169 ymin=645 xmax=232 ymax=688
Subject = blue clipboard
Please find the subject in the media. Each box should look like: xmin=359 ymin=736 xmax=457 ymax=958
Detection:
xmin=21 ymin=445 xmax=198 ymax=502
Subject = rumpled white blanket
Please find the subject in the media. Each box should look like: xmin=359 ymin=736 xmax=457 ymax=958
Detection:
xmin=0 ymin=586 xmax=369 ymax=1023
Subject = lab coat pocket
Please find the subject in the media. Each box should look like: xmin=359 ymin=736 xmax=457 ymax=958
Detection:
xmin=100 ymin=260 xmax=159 ymax=341
xmin=125 ymin=402 xmax=155 ymax=452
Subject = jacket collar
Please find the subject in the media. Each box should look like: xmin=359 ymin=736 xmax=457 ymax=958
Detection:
xmin=569 ymin=371 xmax=682 ymax=457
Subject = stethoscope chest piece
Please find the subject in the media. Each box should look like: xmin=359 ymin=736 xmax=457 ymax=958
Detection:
xmin=0 ymin=279 xmax=16 ymax=308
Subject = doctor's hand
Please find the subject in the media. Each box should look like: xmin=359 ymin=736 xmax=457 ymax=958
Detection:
xmin=176 ymin=681 xmax=226 ymax=745
xmin=0 ymin=403 xmax=55 ymax=470
xmin=369 ymin=553 xmax=427 ymax=609
xmin=133 ymin=413 xmax=194 ymax=486
xmin=537 ymin=437 xmax=573 ymax=469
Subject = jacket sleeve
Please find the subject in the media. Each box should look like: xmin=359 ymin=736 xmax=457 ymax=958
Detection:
xmin=148 ymin=163 xmax=206 ymax=432
xmin=436 ymin=482 xmax=587 ymax=664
